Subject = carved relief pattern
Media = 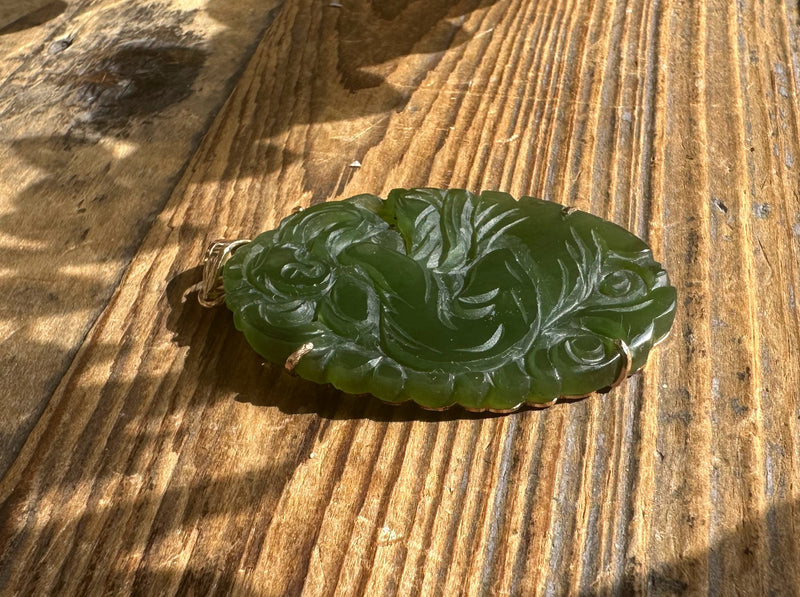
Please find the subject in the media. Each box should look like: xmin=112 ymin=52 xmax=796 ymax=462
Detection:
xmin=224 ymin=189 xmax=676 ymax=410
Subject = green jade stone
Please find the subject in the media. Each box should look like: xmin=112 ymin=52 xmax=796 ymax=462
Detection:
xmin=223 ymin=188 xmax=676 ymax=411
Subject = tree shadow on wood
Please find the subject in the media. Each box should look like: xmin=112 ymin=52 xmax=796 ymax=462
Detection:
xmin=0 ymin=0 xmax=501 ymax=475
xmin=0 ymin=462 xmax=312 ymax=593
xmin=122 ymin=497 xmax=800 ymax=594
xmin=1 ymin=0 xmax=502 ymax=316
xmin=1 ymin=0 xmax=501 ymax=306
xmin=0 ymin=1 xmax=66 ymax=35
xmin=576 ymin=498 xmax=799 ymax=596
xmin=2 ymin=465 xmax=795 ymax=595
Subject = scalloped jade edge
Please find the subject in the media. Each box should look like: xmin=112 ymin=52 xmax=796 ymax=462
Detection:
xmin=223 ymin=188 xmax=677 ymax=411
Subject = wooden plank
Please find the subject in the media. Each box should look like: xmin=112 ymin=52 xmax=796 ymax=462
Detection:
xmin=2 ymin=0 xmax=799 ymax=594
xmin=0 ymin=0 xmax=283 ymax=475
xmin=0 ymin=0 xmax=57 ymax=31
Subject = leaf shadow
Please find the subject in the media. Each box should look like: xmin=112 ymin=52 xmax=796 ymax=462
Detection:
xmin=0 ymin=1 xmax=67 ymax=35
xmin=3 ymin=449 xmax=794 ymax=595
xmin=1 ymin=0 xmax=502 ymax=299
xmin=126 ymin=497 xmax=800 ymax=595
xmin=0 ymin=0 xmax=500 ymax=471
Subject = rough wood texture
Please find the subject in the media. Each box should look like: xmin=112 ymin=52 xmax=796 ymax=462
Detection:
xmin=0 ymin=0 xmax=55 ymax=30
xmin=1 ymin=0 xmax=799 ymax=594
xmin=0 ymin=0 xmax=282 ymax=475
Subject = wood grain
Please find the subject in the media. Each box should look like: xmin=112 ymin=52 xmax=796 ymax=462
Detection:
xmin=0 ymin=0 xmax=283 ymax=475
xmin=0 ymin=0 xmax=57 ymax=31
xmin=2 ymin=0 xmax=800 ymax=594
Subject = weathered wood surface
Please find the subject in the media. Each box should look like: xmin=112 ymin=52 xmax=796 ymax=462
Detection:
xmin=0 ymin=0 xmax=282 ymax=475
xmin=0 ymin=0 xmax=55 ymax=30
xmin=2 ymin=0 xmax=800 ymax=594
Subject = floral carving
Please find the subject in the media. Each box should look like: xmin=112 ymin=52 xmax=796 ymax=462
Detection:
xmin=223 ymin=188 xmax=676 ymax=410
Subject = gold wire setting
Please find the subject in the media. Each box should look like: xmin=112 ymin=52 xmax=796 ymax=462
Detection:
xmin=198 ymin=239 xmax=251 ymax=308
xmin=285 ymin=342 xmax=315 ymax=373
xmin=609 ymin=338 xmax=632 ymax=389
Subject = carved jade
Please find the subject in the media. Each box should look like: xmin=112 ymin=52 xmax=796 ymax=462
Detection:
xmin=221 ymin=188 xmax=676 ymax=411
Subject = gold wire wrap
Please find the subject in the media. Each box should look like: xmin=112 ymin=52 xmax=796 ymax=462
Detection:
xmin=198 ymin=239 xmax=251 ymax=308
xmin=285 ymin=342 xmax=314 ymax=372
xmin=609 ymin=338 xmax=633 ymax=389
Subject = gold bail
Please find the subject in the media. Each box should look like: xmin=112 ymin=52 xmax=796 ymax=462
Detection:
xmin=198 ymin=239 xmax=251 ymax=308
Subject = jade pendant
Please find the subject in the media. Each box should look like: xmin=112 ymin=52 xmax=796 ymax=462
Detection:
xmin=213 ymin=188 xmax=676 ymax=412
